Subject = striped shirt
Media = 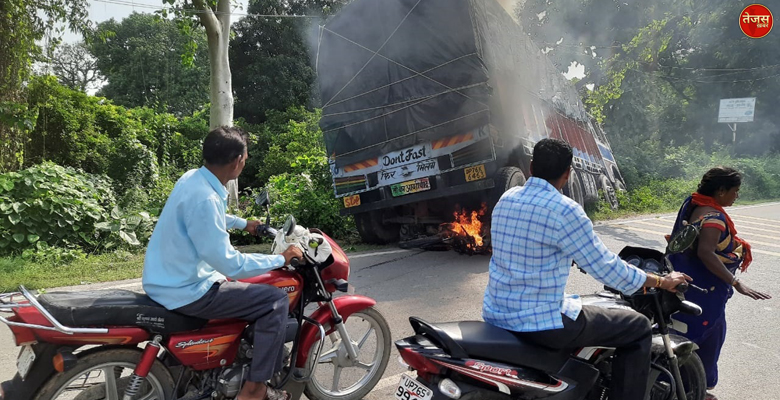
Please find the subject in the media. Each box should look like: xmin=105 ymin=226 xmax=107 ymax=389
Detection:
xmin=482 ymin=177 xmax=646 ymax=332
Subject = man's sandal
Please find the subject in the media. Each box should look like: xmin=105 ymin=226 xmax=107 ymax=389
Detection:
xmin=266 ymin=386 xmax=291 ymax=400
xmin=705 ymin=392 xmax=718 ymax=400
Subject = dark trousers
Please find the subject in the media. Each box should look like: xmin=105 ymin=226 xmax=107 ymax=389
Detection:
xmin=175 ymin=281 xmax=288 ymax=382
xmin=516 ymin=305 xmax=652 ymax=400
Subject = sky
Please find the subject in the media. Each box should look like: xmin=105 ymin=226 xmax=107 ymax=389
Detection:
xmin=62 ymin=0 xmax=250 ymax=43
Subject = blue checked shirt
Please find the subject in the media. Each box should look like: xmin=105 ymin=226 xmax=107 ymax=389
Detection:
xmin=482 ymin=177 xmax=646 ymax=332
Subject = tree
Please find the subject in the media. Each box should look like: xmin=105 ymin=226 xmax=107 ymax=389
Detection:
xmin=89 ymin=13 xmax=210 ymax=115
xmin=231 ymin=0 xmax=346 ymax=123
xmin=0 ymin=0 xmax=90 ymax=171
xmin=49 ymin=42 xmax=102 ymax=92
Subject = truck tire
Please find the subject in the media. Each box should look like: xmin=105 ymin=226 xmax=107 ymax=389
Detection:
xmin=354 ymin=212 xmax=380 ymax=244
xmin=565 ymin=170 xmax=585 ymax=206
xmin=354 ymin=211 xmax=399 ymax=244
xmin=490 ymin=166 xmax=526 ymax=207
xmin=599 ymin=175 xmax=619 ymax=210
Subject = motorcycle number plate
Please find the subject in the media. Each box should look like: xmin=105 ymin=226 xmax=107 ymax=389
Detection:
xmin=395 ymin=374 xmax=433 ymax=400
xmin=17 ymin=345 xmax=35 ymax=380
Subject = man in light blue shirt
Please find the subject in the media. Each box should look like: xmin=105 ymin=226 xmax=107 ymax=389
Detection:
xmin=483 ymin=138 xmax=690 ymax=400
xmin=143 ymin=126 xmax=302 ymax=400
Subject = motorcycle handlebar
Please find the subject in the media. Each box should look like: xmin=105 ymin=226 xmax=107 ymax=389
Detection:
xmin=254 ymin=224 xmax=278 ymax=239
xmin=289 ymin=257 xmax=301 ymax=267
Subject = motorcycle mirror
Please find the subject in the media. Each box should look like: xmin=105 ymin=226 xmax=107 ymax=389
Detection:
xmin=283 ymin=215 xmax=296 ymax=236
xmin=666 ymin=223 xmax=699 ymax=254
xmin=255 ymin=190 xmax=270 ymax=207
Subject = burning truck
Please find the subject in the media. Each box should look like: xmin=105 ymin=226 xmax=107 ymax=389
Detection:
xmin=314 ymin=0 xmax=626 ymax=247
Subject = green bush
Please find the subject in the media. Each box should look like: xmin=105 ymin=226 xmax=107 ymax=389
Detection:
xmin=0 ymin=162 xmax=115 ymax=253
xmin=265 ymin=155 xmax=353 ymax=239
xmin=0 ymin=162 xmax=157 ymax=255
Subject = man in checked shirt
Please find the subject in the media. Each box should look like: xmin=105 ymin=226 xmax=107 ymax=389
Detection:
xmin=482 ymin=138 xmax=691 ymax=400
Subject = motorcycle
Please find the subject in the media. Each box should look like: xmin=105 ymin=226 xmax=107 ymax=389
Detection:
xmin=393 ymin=223 xmax=708 ymax=400
xmin=0 ymin=192 xmax=391 ymax=400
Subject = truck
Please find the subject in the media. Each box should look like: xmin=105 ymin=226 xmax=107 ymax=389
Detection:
xmin=314 ymin=0 xmax=626 ymax=244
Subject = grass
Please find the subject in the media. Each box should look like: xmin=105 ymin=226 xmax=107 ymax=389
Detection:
xmin=0 ymin=239 xmax=396 ymax=293
xmin=0 ymin=251 xmax=145 ymax=293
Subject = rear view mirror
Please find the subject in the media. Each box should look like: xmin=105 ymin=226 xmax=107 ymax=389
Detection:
xmin=666 ymin=224 xmax=699 ymax=254
xmin=255 ymin=190 xmax=270 ymax=208
xmin=283 ymin=215 xmax=296 ymax=236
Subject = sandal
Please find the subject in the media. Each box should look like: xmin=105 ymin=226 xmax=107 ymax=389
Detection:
xmin=705 ymin=392 xmax=718 ymax=400
xmin=265 ymin=386 xmax=291 ymax=400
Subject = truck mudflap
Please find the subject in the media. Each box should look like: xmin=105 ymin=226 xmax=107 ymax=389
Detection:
xmin=339 ymin=177 xmax=494 ymax=216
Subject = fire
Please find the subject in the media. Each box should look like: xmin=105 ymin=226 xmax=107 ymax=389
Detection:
xmin=440 ymin=203 xmax=490 ymax=254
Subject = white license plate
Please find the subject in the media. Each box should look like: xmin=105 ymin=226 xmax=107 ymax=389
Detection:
xmin=395 ymin=374 xmax=433 ymax=400
xmin=17 ymin=345 xmax=35 ymax=379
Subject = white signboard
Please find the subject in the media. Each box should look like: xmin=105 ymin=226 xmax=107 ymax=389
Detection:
xmin=718 ymin=98 xmax=756 ymax=123
xmin=377 ymin=143 xmax=439 ymax=185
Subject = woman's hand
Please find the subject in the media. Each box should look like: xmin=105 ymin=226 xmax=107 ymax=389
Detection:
xmin=734 ymin=280 xmax=772 ymax=300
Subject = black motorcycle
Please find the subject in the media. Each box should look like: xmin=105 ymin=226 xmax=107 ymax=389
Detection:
xmin=393 ymin=224 xmax=707 ymax=400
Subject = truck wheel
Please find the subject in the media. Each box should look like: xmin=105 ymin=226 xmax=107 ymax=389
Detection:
xmin=354 ymin=212 xmax=380 ymax=244
xmin=599 ymin=175 xmax=619 ymax=210
xmin=565 ymin=170 xmax=585 ymax=206
xmin=354 ymin=211 xmax=399 ymax=244
xmin=490 ymin=167 xmax=526 ymax=207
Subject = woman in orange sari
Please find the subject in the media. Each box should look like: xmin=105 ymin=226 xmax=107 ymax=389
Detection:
xmin=668 ymin=167 xmax=771 ymax=400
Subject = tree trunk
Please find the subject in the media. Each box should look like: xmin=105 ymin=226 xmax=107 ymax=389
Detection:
xmin=197 ymin=0 xmax=238 ymax=207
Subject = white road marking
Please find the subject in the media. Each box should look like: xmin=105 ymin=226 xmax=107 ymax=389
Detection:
xmin=351 ymin=250 xmax=411 ymax=259
xmin=375 ymin=372 xmax=410 ymax=390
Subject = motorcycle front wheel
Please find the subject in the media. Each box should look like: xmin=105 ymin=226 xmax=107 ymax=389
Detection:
xmin=33 ymin=348 xmax=175 ymax=400
xmin=650 ymin=352 xmax=707 ymax=400
xmin=304 ymin=306 xmax=391 ymax=400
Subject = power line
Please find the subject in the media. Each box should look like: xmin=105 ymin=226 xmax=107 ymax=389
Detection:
xmin=91 ymin=0 xmax=321 ymax=18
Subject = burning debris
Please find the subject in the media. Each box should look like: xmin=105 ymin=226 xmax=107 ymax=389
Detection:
xmin=439 ymin=203 xmax=491 ymax=255
xmin=398 ymin=203 xmax=492 ymax=255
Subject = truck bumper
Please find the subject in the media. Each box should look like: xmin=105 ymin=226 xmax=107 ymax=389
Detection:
xmin=340 ymin=178 xmax=495 ymax=216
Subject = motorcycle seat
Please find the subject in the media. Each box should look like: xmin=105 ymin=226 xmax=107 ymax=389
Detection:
xmin=38 ymin=290 xmax=208 ymax=335
xmin=410 ymin=317 xmax=570 ymax=374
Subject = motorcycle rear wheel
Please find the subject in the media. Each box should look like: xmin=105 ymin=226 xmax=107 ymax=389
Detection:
xmin=33 ymin=348 xmax=175 ymax=400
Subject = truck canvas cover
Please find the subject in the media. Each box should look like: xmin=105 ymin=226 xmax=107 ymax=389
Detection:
xmin=316 ymin=0 xmax=492 ymax=169
xmin=317 ymin=0 xmax=590 ymax=170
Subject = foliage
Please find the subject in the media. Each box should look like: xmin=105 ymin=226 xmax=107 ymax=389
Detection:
xmin=0 ymin=162 xmax=115 ymax=253
xmin=521 ymin=0 xmax=780 ymax=190
xmin=0 ymin=162 xmax=160 ymax=256
xmin=0 ymin=0 xmax=91 ymax=171
xmin=231 ymin=0 xmax=346 ymax=124
xmin=95 ymin=208 xmax=157 ymax=249
xmin=89 ymin=13 xmax=210 ymax=115
xmin=48 ymin=42 xmax=102 ymax=92
xmin=266 ymin=155 xmax=353 ymax=238
xmin=243 ymin=107 xmax=326 ymax=189
xmin=23 ymin=76 xmax=203 ymax=196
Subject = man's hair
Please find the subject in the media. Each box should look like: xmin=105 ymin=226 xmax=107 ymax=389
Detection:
xmin=531 ymin=138 xmax=573 ymax=181
xmin=202 ymin=126 xmax=248 ymax=166
xmin=697 ymin=166 xmax=742 ymax=196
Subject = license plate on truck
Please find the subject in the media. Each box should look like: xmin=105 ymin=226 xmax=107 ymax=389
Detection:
xmin=17 ymin=345 xmax=35 ymax=379
xmin=395 ymin=374 xmax=433 ymax=400
xmin=390 ymin=178 xmax=431 ymax=197
xmin=464 ymin=164 xmax=486 ymax=182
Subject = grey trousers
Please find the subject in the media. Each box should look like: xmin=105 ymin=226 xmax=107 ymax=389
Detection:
xmin=175 ymin=281 xmax=288 ymax=382
xmin=515 ymin=305 xmax=652 ymax=400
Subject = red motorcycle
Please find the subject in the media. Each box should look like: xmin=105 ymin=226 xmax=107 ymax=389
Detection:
xmin=0 ymin=210 xmax=391 ymax=400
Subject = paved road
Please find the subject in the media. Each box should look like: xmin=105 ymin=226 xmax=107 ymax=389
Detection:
xmin=2 ymin=202 xmax=779 ymax=399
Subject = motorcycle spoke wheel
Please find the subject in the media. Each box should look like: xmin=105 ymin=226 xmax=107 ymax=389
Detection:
xmin=305 ymin=307 xmax=391 ymax=400
xmin=34 ymin=349 xmax=174 ymax=400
